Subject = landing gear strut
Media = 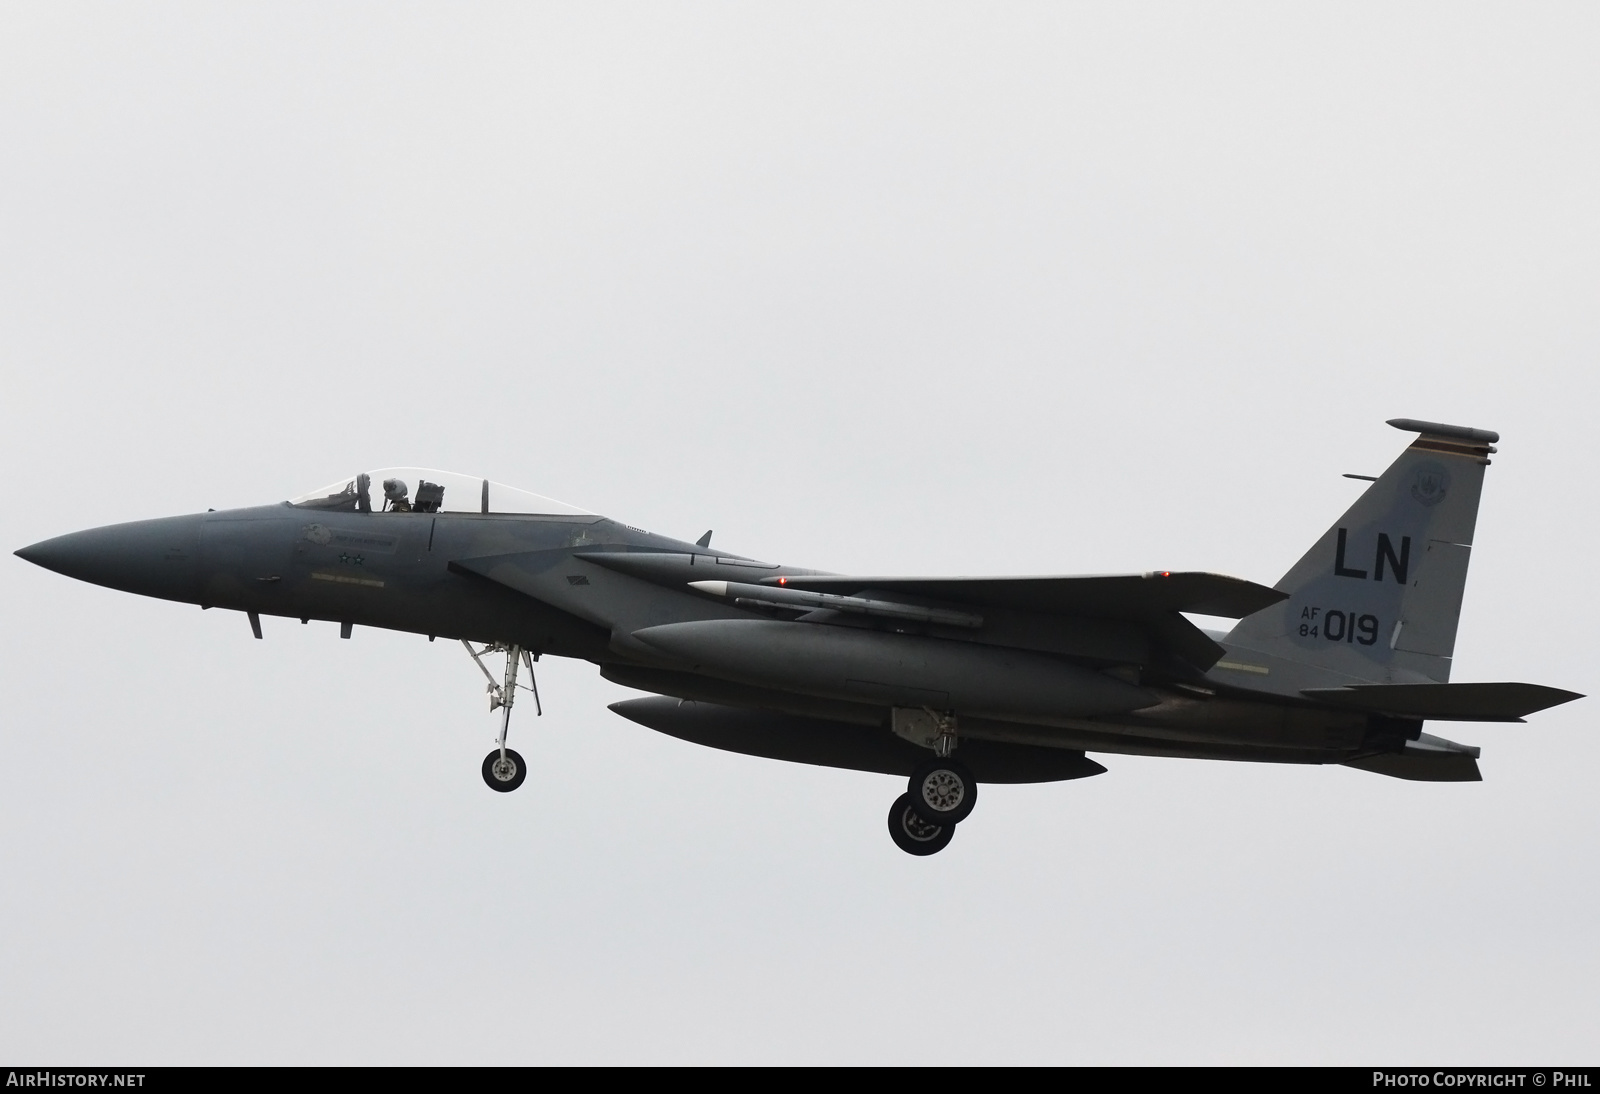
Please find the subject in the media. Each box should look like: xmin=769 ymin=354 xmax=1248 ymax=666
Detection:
xmin=463 ymin=640 xmax=541 ymax=793
xmin=887 ymin=708 xmax=976 ymax=855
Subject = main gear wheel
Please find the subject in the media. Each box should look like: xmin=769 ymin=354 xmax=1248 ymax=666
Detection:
xmin=907 ymin=756 xmax=977 ymax=826
xmin=887 ymin=792 xmax=954 ymax=856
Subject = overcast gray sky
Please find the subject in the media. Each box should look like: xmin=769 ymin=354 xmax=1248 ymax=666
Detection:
xmin=2 ymin=3 xmax=1596 ymax=1064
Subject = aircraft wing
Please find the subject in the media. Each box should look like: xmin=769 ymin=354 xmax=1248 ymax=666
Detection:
xmin=453 ymin=550 xmax=1284 ymax=673
xmin=760 ymin=571 xmax=1285 ymax=671
xmin=764 ymin=571 xmax=1286 ymax=620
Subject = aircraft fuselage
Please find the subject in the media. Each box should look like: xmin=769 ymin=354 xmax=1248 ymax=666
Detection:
xmin=19 ymin=502 xmax=1379 ymax=771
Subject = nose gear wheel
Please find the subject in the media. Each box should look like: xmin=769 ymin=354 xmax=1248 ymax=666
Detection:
xmin=482 ymin=748 xmax=527 ymax=792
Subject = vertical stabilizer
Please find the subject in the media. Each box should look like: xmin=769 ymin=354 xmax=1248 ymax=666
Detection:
xmin=1224 ymin=419 xmax=1497 ymax=683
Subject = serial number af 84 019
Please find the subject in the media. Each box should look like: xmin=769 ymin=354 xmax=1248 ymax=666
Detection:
xmin=1298 ymin=606 xmax=1381 ymax=645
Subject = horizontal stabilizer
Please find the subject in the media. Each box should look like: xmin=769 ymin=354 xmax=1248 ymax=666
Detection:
xmin=1343 ymin=732 xmax=1483 ymax=782
xmin=1304 ymin=682 xmax=1582 ymax=722
xmin=765 ymin=571 xmax=1286 ymax=620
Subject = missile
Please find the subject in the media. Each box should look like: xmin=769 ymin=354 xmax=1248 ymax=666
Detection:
xmin=688 ymin=579 xmax=983 ymax=628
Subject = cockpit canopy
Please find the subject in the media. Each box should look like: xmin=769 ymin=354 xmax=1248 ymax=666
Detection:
xmin=289 ymin=468 xmax=591 ymax=516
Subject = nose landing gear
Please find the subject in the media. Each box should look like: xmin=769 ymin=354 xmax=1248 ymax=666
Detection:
xmin=463 ymin=640 xmax=541 ymax=793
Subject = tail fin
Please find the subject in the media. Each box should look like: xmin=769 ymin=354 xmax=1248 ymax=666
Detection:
xmin=1224 ymin=419 xmax=1498 ymax=683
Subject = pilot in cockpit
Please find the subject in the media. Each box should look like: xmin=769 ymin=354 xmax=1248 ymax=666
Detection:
xmin=293 ymin=472 xmax=446 ymax=513
xmin=383 ymin=478 xmax=412 ymax=512
xmin=378 ymin=477 xmax=445 ymax=513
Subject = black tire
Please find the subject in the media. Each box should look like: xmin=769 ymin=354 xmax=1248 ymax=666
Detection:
xmin=481 ymin=748 xmax=527 ymax=792
xmin=907 ymin=756 xmax=977 ymax=826
xmin=888 ymin=793 xmax=954 ymax=855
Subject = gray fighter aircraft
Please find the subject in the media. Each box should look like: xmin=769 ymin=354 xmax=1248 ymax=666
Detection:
xmin=15 ymin=419 xmax=1581 ymax=854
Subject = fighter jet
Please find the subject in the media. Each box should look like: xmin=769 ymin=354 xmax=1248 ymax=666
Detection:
xmin=14 ymin=419 xmax=1581 ymax=855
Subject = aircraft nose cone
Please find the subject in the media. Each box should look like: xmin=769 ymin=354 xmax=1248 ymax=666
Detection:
xmin=13 ymin=541 xmax=49 ymax=566
xmin=15 ymin=532 xmax=96 ymax=575
xmin=16 ymin=514 xmax=205 ymax=603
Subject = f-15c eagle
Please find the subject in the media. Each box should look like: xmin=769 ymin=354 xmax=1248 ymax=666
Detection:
xmin=16 ymin=418 xmax=1580 ymax=855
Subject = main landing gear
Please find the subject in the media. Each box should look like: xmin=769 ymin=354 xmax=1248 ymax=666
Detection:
xmin=463 ymin=640 xmax=541 ymax=793
xmin=887 ymin=710 xmax=977 ymax=856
